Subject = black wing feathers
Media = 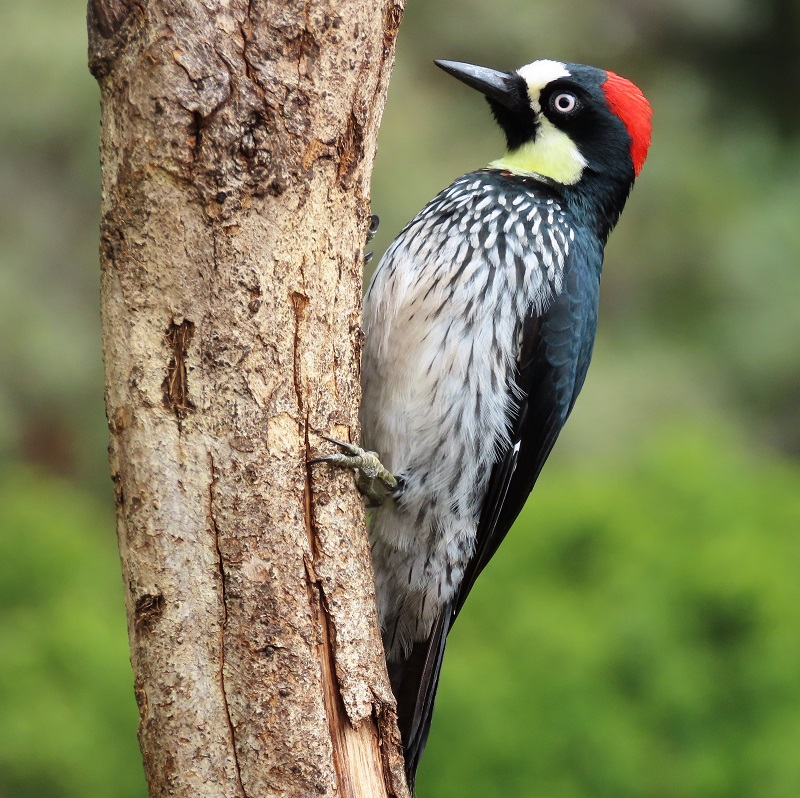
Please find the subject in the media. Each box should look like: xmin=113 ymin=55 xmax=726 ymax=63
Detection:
xmin=455 ymin=291 xmax=578 ymax=618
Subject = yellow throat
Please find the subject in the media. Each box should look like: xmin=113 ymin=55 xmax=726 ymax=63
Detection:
xmin=489 ymin=117 xmax=587 ymax=185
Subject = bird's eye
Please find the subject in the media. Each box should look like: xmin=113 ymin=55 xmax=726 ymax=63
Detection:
xmin=551 ymin=92 xmax=578 ymax=115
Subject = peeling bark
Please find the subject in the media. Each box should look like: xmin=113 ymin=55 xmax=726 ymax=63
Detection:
xmin=89 ymin=1 xmax=408 ymax=796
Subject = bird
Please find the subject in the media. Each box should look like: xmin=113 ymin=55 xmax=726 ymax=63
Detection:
xmin=311 ymin=57 xmax=652 ymax=791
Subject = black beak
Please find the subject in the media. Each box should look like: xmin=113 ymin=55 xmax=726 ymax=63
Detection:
xmin=434 ymin=60 xmax=522 ymax=112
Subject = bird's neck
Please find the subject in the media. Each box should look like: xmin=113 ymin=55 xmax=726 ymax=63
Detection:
xmin=564 ymin=170 xmax=634 ymax=244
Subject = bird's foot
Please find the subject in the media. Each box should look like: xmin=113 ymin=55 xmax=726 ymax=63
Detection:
xmin=364 ymin=214 xmax=379 ymax=265
xmin=309 ymin=435 xmax=397 ymax=507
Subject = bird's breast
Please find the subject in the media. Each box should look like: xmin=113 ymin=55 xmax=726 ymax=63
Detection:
xmin=363 ymin=173 xmax=576 ymax=505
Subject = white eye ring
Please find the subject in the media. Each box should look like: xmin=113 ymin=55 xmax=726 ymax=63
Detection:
xmin=551 ymin=92 xmax=578 ymax=114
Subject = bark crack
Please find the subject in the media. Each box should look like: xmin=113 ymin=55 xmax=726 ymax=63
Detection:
xmin=162 ymin=319 xmax=196 ymax=417
xmin=293 ymin=279 xmax=353 ymax=794
xmin=209 ymin=454 xmax=249 ymax=798
xmin=239 ymin=1 xmax=266 ymax=99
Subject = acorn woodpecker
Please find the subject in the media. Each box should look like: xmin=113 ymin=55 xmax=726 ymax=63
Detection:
xmin=312 ymin=58 xmax=652 ymax=790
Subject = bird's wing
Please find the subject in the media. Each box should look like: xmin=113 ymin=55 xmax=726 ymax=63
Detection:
xmin=454 ymin=271 xmax=595 ymax=618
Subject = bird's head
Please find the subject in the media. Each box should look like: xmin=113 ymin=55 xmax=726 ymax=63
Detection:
xmin=436 ymin=58 xmax=652 ymax=192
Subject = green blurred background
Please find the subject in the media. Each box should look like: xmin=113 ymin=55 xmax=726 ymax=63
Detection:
xmin=2 ymin=0 xmax=799 ymax=796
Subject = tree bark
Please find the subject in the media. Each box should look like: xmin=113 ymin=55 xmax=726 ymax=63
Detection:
xmin=88 ymin=1 xmax=408 ymax=796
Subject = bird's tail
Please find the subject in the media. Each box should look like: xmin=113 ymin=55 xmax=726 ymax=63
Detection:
xmin=387 ymin=604 xmax=454 ymax=793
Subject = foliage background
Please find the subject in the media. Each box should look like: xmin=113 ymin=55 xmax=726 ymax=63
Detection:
xmin=1 ymin=1 xmax=799 ymax=796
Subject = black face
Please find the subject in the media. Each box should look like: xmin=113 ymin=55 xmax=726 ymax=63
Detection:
xmin=538 ymin=65 xmax=635 ymax=181
xmin=436 ymin=59 xmax=637 ymax=185
xmin=485 ymin=77 xmax=537 ymax=151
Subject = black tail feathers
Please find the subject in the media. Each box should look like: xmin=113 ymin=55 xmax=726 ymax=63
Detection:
xmin=387 ymin=605 xmax=454 ymax=793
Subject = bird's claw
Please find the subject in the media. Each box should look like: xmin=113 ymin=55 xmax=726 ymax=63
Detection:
xmin=364 ymin=214 xmax=380 ymax=265
xmin=367 ymin=214 xmax=380 ymax=242
xmin=309 ymin=435 xmax=397 ymax=506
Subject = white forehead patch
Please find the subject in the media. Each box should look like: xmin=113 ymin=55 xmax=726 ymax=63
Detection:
xmin=516 ymin=60 xmax=571 ymax=110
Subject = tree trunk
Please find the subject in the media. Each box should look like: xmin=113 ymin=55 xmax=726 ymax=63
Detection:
xmin=88 ymin=1 xmax=408 ymax=796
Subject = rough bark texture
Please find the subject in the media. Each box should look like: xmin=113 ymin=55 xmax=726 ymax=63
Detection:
xmin=88 ymin=1 xmax=408 ymax=796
